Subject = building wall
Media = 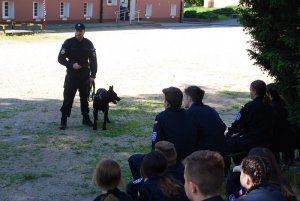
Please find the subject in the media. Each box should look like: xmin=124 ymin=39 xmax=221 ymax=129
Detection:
xmin=0 ymin=0 xmax=182 ymax=23
xmin=137 ymin=0 xmax=182 ymax=21
xmin=204 ymin=0 xmax=238 ymax=8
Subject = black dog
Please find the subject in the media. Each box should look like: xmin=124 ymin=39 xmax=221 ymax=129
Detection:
xmin=92 ymin=85 xmax=121 ymax=130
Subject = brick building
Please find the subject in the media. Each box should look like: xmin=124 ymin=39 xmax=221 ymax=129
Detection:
xmin=1 ymin=0 xmax=184 ymax=24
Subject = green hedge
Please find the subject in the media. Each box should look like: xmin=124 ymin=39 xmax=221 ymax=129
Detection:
xmin=184 ymin=6 xmax=239 ymax=20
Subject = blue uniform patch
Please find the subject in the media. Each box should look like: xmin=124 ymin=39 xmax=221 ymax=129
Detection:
xmin=236 ymin=112 xmax=241 ymax=120
xmin=152 ymin=132 xmax=157 ymax=141
xmin=132 ymin=178 xmax=143 ymax=184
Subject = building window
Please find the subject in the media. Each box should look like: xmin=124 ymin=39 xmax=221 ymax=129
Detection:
xmin=4 ymin=1 xmax=9 ymax=17
xmin=33 ymin=2 xmax=44 ymax=19
xmin=84 ymin=2 xmax=93 ymax=17
xmin=2 ymin=1 xmax=14 ymax=19
xmin=60 ymin=2 xmax=64 ymax=16
xmin=145 ymin=4 xmax=152 ymax=17
xmin=170 ymin=4 xmax=176 ymax=16
xmin=107 ymin=0 xmax=117 ymax=6
xmin=60 ymin=2 xmax=70 ymax=17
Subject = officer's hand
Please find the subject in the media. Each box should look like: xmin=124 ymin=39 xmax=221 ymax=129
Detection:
xmin=73 ymin=63 xmax=82 ymax=70
xmin=89 ymin=77 xmax=95 ymax=82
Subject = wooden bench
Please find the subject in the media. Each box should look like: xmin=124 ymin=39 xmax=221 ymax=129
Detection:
xmin=0 ymin=22 xmax=43 ymax=35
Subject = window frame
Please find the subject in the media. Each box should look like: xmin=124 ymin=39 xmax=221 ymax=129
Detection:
xmin=60 ymin=1 xmax=70 ymax=18
xmin=3 ymin=1 xmax=9 ymax=18
xmin=60 ymin=2 xmax=65 ymax=17
xmin=170 ymin=4 xmax=177 ymax=17
xmin=33 ymin=2 xmax=39 ymax=18
xmin=145 ymin=4 xmax=152 ymax=17
xmin=83 ymin=2 xmax=93 ymax=17
xmin=107 ymin=0 xmax=117 ymax=6
xmin=2 ymin=1 xmax=14 ymax=19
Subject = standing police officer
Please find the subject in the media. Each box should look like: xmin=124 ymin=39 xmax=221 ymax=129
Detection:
xmin=58 ymin=23 xmax=97 ymax=130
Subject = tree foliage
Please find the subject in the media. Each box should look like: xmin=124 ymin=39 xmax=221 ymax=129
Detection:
xmin=185 ymin=0 xmax=204 ymax=6
xmin=238 ymin=0 xmax=300 ymax=125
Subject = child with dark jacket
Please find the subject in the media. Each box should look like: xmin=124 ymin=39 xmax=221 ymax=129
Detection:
xmin=127 ymin=141 xmax=185 ymax=200
xmin=238 ymin=156 xmax=289 ymax=201
xmin=138 ymin=151 xmax=189 ymax=201
xmin=93 ymin=159 xmax=133 ymax=201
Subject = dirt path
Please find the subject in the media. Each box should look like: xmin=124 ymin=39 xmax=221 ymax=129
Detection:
xmin=0 ymin=26 xmax=273 ymax=201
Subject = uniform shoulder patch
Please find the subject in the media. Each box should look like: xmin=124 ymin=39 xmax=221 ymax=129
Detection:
xmin=60 ymin=48 xmax=66 ymax=54
xmin=152 ymin=132 xmax=157 ymax=141
xmin=91 ymin=48 xmax=96 ymax=57
xmin=133 ymin=178 xmax=143 ymax=184
xmin=235 ymin=112 xmax=241 ymax=121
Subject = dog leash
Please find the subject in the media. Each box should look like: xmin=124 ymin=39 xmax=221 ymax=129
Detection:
xmin=88 ymin=80 xmax=95 ymax=102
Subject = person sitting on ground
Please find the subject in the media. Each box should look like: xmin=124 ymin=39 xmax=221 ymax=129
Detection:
xmin=266 ymin=83 xmax=296 ymax=165
xmin=183 ymin=85 xmax=227 ymax=171
xmin=138 ymin=151 xmax=189 ymax=201
xmin=152 ymin=87 xmax=199 ymax=162
xmin=225 ymin=147 xmax=296 ymax=201
xmin=93 ymin=159 xmax=133 ymax=201
xmin=127 ymin=141 xmax=185 ymax=200
xmin=226 ymin=80 xmax=274 ymax=165
xmin=238 ymin=156 xmax=288 ymax=201
xmin=183 ymin=150 xmax=225 ymax=201
xmin=128 ymin=87 xmax=198 ymax=180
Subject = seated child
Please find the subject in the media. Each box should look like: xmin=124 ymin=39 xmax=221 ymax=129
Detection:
xmin=238 ymin=156 xmax=288 ymax=201
xmin=138 ymin=151 xmax=189 ymax=201
xmin=93 ymin=159 xmax=133 ymax=201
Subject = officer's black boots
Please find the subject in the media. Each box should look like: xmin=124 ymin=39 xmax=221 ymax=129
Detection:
xmin=60 ymin=117 xmax=67 ymax=130
xmin=82 ymin=116 xmax=93 ymax=127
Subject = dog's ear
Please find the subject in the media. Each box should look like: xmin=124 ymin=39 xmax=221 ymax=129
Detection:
xmin=109 ymin=85 xmax=114 ymax=90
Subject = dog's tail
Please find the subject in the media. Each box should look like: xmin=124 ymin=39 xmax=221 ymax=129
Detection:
xmin=88 ymin=80 xmax=95 ymax=102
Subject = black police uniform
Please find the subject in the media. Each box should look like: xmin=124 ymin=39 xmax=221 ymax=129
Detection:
xmin=226 ymin=96 xmax=273 ymax=164
xmin=237 ymin=183 xmax=288 ymax=201
xmin=126 ymin=163 xmax=185 ymax=200
xmin=93 ymin=188 xmax=133 ymax=201
xmin=138 ymin=176 xmax=189 ymax=201
xmin=151 ymin=107 xmax=199 ymax=162
xmin=58 ymin=31 xmax=97 ymax=125
xmin=187 ymin=103 xmax=227 ymax=157
xmin=269 ymin=98 xmax=296 ymax=162
xmin=203 ymin=196 xmax=225 ymax=201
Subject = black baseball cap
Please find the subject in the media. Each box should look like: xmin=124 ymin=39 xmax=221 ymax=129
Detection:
xmin=75 ymin=23 xmax=85 ymax=30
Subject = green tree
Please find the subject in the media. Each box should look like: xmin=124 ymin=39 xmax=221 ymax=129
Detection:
xmin=238 ymin=0 xmax=300 ymax=125
xmin=185 ymin=0 xmax=204 ymax=6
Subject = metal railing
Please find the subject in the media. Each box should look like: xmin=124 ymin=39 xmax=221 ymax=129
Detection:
xmin=115 ymin=9 xmax=129 ymax=23
xmin=129 ymin=10 xmax=141 ymax=24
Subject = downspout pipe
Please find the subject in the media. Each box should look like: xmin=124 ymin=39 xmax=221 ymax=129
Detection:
xmin=100 ymin=0 xmax=103 ymax=23
xmin=179 ymin=0 xmax=183 ymax=23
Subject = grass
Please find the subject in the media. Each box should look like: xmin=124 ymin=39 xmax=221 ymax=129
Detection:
xmin=0 ymin=104 xmax=36 ymax=119
xmin=184 ymin=5 xmax=240 ymax=21
xmin=1 ymin=172 xmax=54 ymax=187
xmin=218 ymin=90 xmax=250 ymax=113
xmin=0 ymin=33 xmax=64 ymax=42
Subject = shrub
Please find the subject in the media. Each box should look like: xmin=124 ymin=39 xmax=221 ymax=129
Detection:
xmin=238 ymin=0 xmax=300 ymax=125
xmin=184 ymin=10 xmax=198 ymax=18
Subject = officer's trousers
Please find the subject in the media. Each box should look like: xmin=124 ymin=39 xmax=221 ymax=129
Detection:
xmin=60 ymin=73 xmax=90 ymax=118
